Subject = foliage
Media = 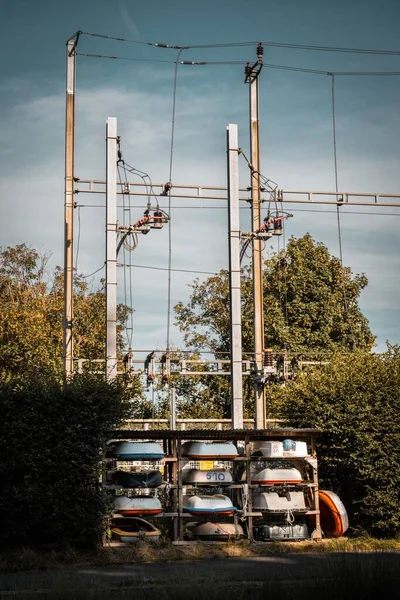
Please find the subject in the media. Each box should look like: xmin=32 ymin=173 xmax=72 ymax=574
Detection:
xmin=270 ymin=346 xmax=400 ymax=537
xmin=173 ymin=234 xmax=375 ymax=419
xmin=0 ymin=244 xmax=129 ymax=379
xmin=0 ymin=373 xmax=138 ymax=550
xmin=175 ymin=234 xmax=374 ymax=356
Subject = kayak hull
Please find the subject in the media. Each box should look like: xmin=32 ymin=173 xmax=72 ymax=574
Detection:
xmin=106 ymin=441 xmax=164 ymax=461
xmin=181 ymin=441 xmax=238 ymax=459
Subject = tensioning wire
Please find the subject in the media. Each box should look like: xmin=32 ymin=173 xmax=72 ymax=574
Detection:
xmin=77 ymin=31 xmax=400 ymax=56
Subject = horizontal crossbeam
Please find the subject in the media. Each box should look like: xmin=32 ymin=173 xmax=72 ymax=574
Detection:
xmin=74 ymin=178 xmax=400 ymax=207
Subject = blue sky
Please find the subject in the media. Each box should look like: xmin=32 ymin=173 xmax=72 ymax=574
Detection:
xmin=1 ymin=0 xmax=400 ymax=353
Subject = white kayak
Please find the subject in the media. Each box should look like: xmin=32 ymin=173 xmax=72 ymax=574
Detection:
xmin=106 ymin=441 xmax=164 ymax=461
xmin=251 ymin=466 xmax=302 ymax=485
xmin=188 ymin=521 xmax=245 ymax=541
xmin=182 ymin=469 xmax=233 ymax=485
xmin=256 ymin=522 xmax=309 ymax=541
xmin=252 ymin=490 xmax=307 ymax=512
xmin=252 ymin=441 xmax=283 ymax=458
xmin=181 ymin=441 xmax=238 ymax=459
xmin=252 ymin=440 xmax=308 ymax=458
xmin=183 ymin=494 xmax=236 ymax=515
xmin=113 ymin=495 xmax=162 ymax=516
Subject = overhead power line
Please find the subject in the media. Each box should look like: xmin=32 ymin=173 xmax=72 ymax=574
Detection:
xmin=77 ymin=52 xmax=176 ymax=63
xmin=76 ymin=53 xmax=400 ymax=76
xmin=77 ymin=31 xmax=400 ymax=56
xmin=117 ymin=263 xmax=218 ymax=276
xmin=75 ymin=204 xmax=400 ymax=217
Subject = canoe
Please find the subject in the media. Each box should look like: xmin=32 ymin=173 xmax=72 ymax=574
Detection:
xmin=251 ymin=467 xmax=302 ymax=485
xmin=110 ymin=470 xmax=163 ymax=489
xmin=113 ymin=495 xmax=162 ymax=516
xmin=111 ymin=517 xmax=161 ymax=543
xmin=181 ymin=441 xmax=238 ymax=459
xmin=106 ymin=441 xmax=164 ymax=461
xmin=182 ymin=469 xmax=233 ymax=485
xmin=252 ymin=490 xmax=307 ymax=512
xmin=256 ymin=521 xmax=309 ymax=541
xmin=188 ymin=521 xmax=245 ymax=541
xmin=183 ymin=494 xmax=237 ymax=515
xmin=317 ymin=490 xmax=349 ymax=537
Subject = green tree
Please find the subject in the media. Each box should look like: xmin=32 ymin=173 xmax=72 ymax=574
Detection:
xmin=0 ymin=244 xmax=129 ymax=378
xmin=175 ymin=234 xmax=374 ymax=356
xmin=271 ymin=347 xmax=400 ymax=537
xmin=173 ymin=234 xmax=375 ymax=418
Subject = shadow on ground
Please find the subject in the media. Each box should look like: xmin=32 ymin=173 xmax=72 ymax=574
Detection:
xmin=1 ymin=552 xmax=399 ymax=599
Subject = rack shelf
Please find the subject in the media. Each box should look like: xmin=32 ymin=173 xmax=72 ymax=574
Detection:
xmin=103 ymin=428 xmax=322 ymax=543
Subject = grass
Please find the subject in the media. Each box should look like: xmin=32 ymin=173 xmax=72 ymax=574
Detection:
xmin=0 ymin=535 xmax=399 ymax=573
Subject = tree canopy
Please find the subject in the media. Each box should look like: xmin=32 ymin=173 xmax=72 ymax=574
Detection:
xmin=175 ymin=234 xmax=375 ymax=358
xmin=0 ymin=244 xmax=129 ymax=379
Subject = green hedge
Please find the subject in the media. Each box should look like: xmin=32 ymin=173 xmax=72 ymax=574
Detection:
xmin=272 ymin=347 xmax=400 ymax=537
xmin=0 ymin=375 xmax=130 ymax=549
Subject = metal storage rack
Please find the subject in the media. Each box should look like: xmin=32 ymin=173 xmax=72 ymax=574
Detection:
xmin=106 ymin=428 xmax=322 ymax=542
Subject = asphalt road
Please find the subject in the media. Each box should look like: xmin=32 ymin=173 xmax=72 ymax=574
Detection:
xmin=1 ymin=552 xmax=399 ymax=594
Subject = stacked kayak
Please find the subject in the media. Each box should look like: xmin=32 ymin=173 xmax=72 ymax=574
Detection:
xmin=251 ymin=466 xmax=302 ymax=485
xmin=110 ymin=470 xmax=163 ymax=489
xmin=315 ymin=490 xmax=349 ymax=537
xmin=181 ymin=441 xmax=238 ymax=459
xmin=256 ymin=521 xmax=309 ymax=541
xmin=252 ymin=490 xmax=307 ymax=513
xmin=114 ymin=495 xmax=162 ymax=516
xmin=252 ymin=439 xmax=308 ymax=458
xmin=110 ymin=517 xmax=161 ymax=543
xmin=252 ymin=441 xmax=284 ymax=458
xmin=183 ymin=494 xmax=236 ymax=515
xmin=182 ymin=468 xmax=233 ymax=485
xmin=106 ymin=441 xmax=164 ymax=461
xmin=188 ymin=521 xmax=245 ymax=541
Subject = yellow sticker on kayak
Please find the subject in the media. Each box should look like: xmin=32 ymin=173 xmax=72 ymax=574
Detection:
xmin=199 ymin=460 xmax=214 ymax=470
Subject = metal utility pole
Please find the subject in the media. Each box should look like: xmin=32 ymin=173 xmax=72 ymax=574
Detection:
xmin=106 ymin=117 xmax=118 ymax=380
xmin=170 ymin=387 xmax=177 ymax=430
xmin=227 ymin=124 xmax=243 ymax=429
xmin=245 ymin=44 xmax=265 ymax=429
xmin=63 ymin=36 xmax=78 ymax=378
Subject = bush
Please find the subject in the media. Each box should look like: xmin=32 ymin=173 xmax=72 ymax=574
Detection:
xmin=0 ymin=374 xmax=131 ymax=549
xmin=272 ymin=346 xmax=400 ymax=537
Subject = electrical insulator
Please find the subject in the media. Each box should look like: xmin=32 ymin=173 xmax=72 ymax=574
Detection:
xmin=146 ymin=374 xmax=154 ymax=388
xmin=153 ymin=211 xmax=163 ymax=229
xmin=257 ymin=42 xmax=264 ymax=62
xmin=162 ymin=374 xmax=170 ymax=386
xmin=273 ymin=220 xmax=283 ymax=236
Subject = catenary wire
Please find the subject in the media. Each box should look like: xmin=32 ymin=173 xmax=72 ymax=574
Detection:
xmin=331 ymin=74 xmax=349 ymax=317
xmin=74 ymin=203 xmax=400 ymax=217
xmin=117 ymin=161 xmax=130 ymax=346
xmin=77 ymin=32 xmax=400 ymax=55
xmin=117 ymin=263 xmax=218 ymax=275
xmin=166 ymin=49 xmax=185 ymax=356
xmin=76 ymin=53 xmax=400 ymax=76
xmin=80 ymin=264 xmax=105 ymax=278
